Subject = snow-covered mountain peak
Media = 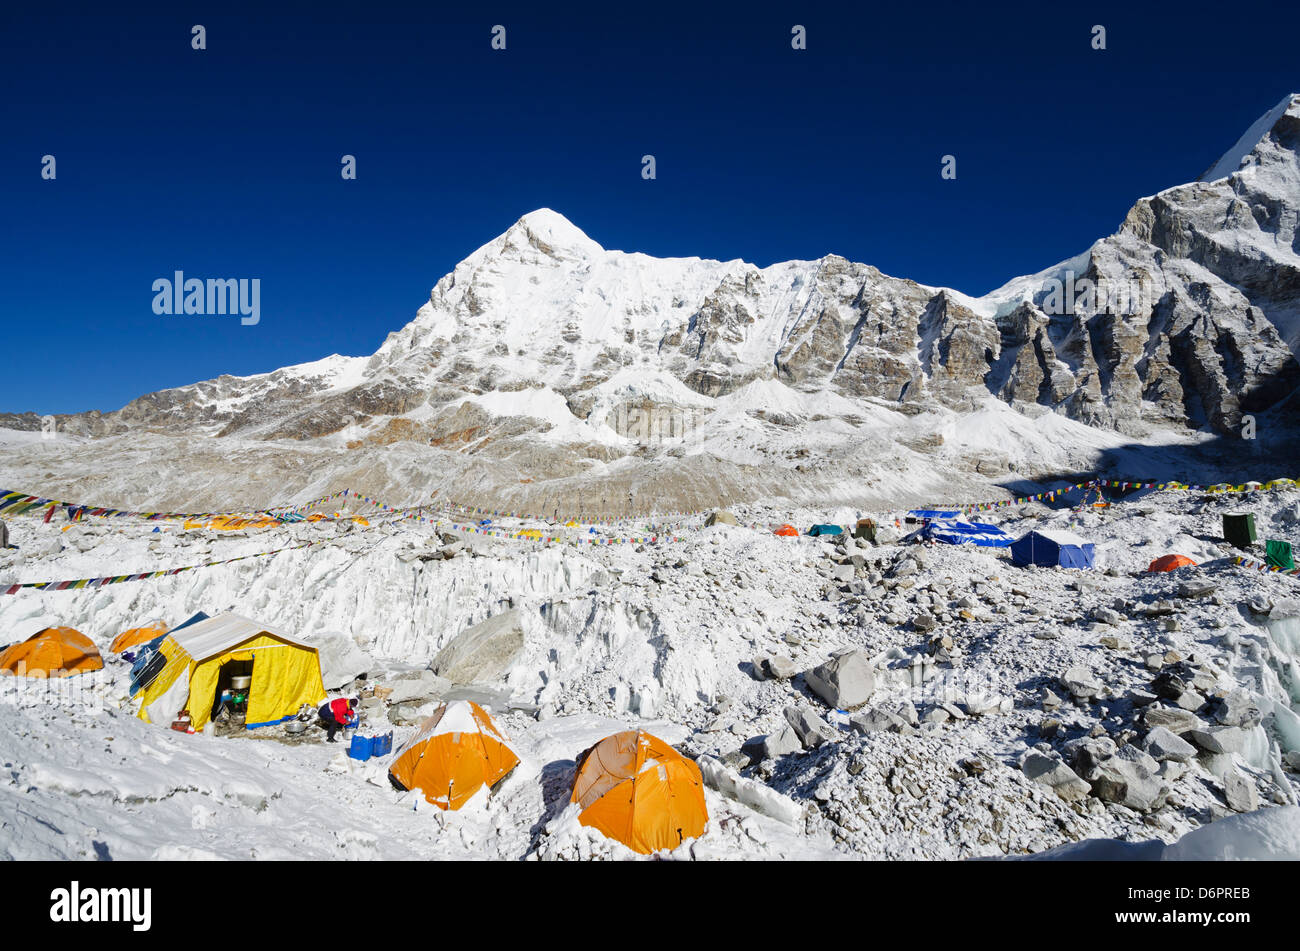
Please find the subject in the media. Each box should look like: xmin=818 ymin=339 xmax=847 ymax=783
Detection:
xmin=476 ymin=207 xmax=605 ymax=267
xmin=510 ymin=208 xmax=602 ymax=250
xmin=1199 ymin=92 xmax=1300 ymax=183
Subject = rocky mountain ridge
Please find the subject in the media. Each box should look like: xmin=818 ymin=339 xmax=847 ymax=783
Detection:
xmin=4 ymin=95 xmax=1298 ymax=509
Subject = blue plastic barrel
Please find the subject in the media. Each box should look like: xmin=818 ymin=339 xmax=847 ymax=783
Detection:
xmin=371 ymin=732 xmax=393 ymax=757
xmin=348 ymin=733 xmax=373 ymax=761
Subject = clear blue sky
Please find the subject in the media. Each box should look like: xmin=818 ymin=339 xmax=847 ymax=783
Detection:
xmin=3 ymin=0 xmax=1297 ymax=414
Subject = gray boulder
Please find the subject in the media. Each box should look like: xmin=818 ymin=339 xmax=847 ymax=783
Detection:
xmin=850 ymin=707 xmax=911 ymax=735
xmin=1223 ymin=769 xmax=1259 ymax=813
xmin=1186 ymin=726 xmax=1246 ymax=755
xmin=1093 ymin=607 xmax=1124 ymax=626
xmin=764 ymin=655 xmax=798 ymax=680
xmin=1022 ymin=752 xmax=1091 ymax=801
xmin=1143 ymin=706 xmax=1205 ymax=735
xmin=1143 ymin=726 xmax=1197 ymax=763
xmin=1065 ymin=735 xmax=1118 ymax=776
xmin=1086 ymin=745 xmax=1169 ymax=811
xmin=1208 ymin=690 xmax=1264 ymax=729
xmin=761 ymin=723 xmax=803 ymax=759
xmin=1060 ymin=666 xmax=1103 ymax=700
xmin=429 ymin=609 xmax=526 ymax=685
xmin=385 ymin=670 xmax=450 ymax=705
xmin=783 ymin=705 xmax=838 ymax=749
xmin=307 ymin=629 xmax=374 ymax=690
xmin=804 ymin=650 xmax=875 ymax=710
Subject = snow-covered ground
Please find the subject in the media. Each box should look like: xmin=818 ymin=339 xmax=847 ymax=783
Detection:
xmin=2 ymin=485 xmax=1300 ymax=860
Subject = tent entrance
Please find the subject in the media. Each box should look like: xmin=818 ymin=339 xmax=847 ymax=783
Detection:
xmin=210 ymin=659 xmax=255 ymax=726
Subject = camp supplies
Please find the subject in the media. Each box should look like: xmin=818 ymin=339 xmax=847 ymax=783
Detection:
xmin=1223 ymin=513 xmax=1257 ymax=549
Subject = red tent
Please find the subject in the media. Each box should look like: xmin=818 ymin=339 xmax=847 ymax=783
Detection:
xmin=1148 ymin=554 xmax=1196 ymax=572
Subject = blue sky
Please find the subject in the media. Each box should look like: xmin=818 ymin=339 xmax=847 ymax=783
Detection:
xmin=3 ymin=0 xmax=1298 ymax=414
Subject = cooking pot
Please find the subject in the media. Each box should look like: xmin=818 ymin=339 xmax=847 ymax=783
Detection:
xmin=285 ymin=720 xmax=310 ymax=735
xmin=230 ymin=675 xmax=252 ymax=690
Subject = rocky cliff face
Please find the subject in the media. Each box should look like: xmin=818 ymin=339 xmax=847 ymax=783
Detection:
xmin=10 ymin=95 xmax=1299 ymax=453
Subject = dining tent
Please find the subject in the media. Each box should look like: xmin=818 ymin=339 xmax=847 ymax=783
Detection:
xmin=135 ymin=613 xmax=326 ymax=731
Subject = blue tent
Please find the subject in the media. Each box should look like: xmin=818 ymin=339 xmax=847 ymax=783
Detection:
xmin=924 ymin=520 xmax=1013 ymax=548
xmin=807 ymin=524 xmax=843 ymax=537
xmin=1010 ymin=530 xmax=1095 ymax=568
xmin=128 ymin=611 xmax=210 ymax=696
xmin=478 ymin=519 xmax=492 ymax=526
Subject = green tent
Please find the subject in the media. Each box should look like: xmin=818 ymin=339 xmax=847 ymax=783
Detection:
xmin=853 ymin=518 xmax=877 ymax=542
xmin=1223 ymin=513 xmax=1257 ymax=549
xmin=1266 ymin=539 xmax=1295 ymax=571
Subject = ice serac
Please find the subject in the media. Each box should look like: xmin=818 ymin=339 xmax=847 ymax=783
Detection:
xmin=7 ymin=96 xmax=1299 ymax=458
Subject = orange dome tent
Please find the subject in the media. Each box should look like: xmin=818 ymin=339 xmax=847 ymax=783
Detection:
xmin=110 ymin=620 xmax=169 ymax=654
xmin=1148 ymin=554 xmax=1197 ymax=572
xmin=0 ymin=627 xmax=103 ymax=678
xmin=570 ymin=730 xmax=708 ymax=854
xmin=388 ymin=701 xmax=519 ymax=810
xmin=773 ymin=524 xmax=799 ymax=537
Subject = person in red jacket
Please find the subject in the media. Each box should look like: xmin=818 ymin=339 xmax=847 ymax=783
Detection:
xmin=317 ymin=696 xmax=359 ymax=743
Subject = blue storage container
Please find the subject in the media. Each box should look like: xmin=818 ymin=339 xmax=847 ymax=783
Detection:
xmin=348 ymin=733 xmax=373 ymax=761
xmin=371 ymin=732 xmax=393 ymax=757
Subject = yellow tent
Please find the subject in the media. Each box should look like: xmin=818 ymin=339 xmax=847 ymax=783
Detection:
xmin=135 ymin=613 xmax=326 ymax=731
xmin=0 ymin=627 xmax=103 ymax=679
xmin=388 ymin=701 xmax=519 ymax=810
xmin=570 ymin=730 xmax=708 ymax=854
xmin=110 ymin=619 xmax=168 ymax=654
